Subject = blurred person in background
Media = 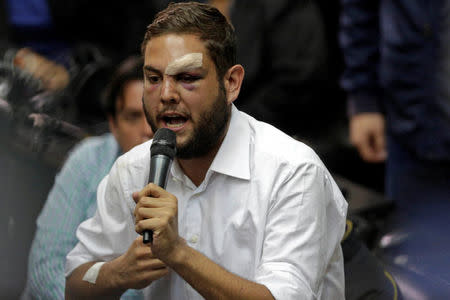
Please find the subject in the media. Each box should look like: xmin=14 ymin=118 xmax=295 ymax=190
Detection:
xmin=210 ymin=0 xmax=331 ymax=138
xmin=21 ymin=56 xmax=153 ymax=300
xmin=1 ymin=0 xmax=71 ymax=90
xmin=3 ymin=0 xmax=332 ymax=139
xmin=340 ymin=0 xmax=450 ymax=209
xmin=340 ymin=0 xmax=450 ymax=295
xmin=1 ymin=0 xmax=164 ymax=133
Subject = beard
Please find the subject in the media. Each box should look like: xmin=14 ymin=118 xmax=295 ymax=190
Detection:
xmin=143 ymin=83 xmax=230 ymax=159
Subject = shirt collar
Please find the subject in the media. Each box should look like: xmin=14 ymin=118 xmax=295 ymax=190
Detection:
xmin=170 ymin=105 xmax=251 ymax=184
xmin=209 ymin=105 xmax=251 ymax=180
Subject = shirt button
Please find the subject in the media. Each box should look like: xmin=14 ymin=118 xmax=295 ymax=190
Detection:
xmin=189 ymin=235 xmax=199 ymax=244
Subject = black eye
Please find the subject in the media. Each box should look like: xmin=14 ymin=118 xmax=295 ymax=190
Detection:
xmin=177 ymin=74 xmax=200 ymax=83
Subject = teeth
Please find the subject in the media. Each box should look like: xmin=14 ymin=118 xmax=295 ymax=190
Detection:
xmin=166 ymin=116 xmax=186 ymax=128
xmin=167 ymin=123 xmax=184 ymax=128
xmin=168 ymin=118 xmax=184 ymax=124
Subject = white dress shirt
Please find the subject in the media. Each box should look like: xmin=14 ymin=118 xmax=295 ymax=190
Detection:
xmin=66 ymin=105 xmax=348 ymax=299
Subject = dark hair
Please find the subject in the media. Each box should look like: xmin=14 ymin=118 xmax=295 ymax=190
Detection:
xmin=102 ymin=55 xmax=143 ymax=118
xmin=141 ymin=2 xmax=236 ymax=79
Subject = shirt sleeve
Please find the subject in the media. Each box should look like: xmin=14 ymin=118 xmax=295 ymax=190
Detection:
xmin=255 ymin=163 xmax=347 ymax=299
xmin=339 ymin=0 xmax=383 ymax=115
xmin=65 ymin=158 xmax=138 ymax=277
xmin=25 ymin=142 xmax=96 ymax=299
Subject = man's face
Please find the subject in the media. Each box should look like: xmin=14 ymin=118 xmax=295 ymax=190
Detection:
xmin=142 ymin=34 xmax=230 ymax=159
xmin=109 ymin=80 xmax=153 ymax=153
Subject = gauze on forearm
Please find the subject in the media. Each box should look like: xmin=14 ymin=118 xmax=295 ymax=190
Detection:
xmin=82 ymin=262 xmax=106 ymax=284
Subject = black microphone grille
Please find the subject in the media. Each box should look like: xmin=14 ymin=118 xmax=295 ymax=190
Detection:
xmin=151 ymin=128 xmax=176 ymax=158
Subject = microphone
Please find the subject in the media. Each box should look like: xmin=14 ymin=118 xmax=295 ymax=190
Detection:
xmin=143 ymin=128 xmax=177 ymax=244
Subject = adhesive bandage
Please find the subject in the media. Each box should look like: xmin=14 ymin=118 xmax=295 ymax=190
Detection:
xmin=165 ymin=53 xmax=203 ymax=75
xmin=82 ymin=262 xmax=106 ymax=284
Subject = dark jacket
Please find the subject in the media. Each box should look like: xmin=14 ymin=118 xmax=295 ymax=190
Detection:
xmin=340 ymin=0 xmax=450 ymax=161
xmin=232 ymin=0 xmax=331 ymax=136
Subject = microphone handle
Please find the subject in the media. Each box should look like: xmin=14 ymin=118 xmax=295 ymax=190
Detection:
xmin=143 ymin=155 xmax=173 ymax=244
xmin=143 ymin=231 xmax=153 ymax=244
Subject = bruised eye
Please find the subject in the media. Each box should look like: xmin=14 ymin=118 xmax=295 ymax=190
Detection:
xmin=176 ymin=74 xmax=201 ymax=83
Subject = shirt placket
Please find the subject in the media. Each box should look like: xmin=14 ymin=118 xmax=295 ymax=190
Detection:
xmin=183 ymin=190 xmax=202 ymax=299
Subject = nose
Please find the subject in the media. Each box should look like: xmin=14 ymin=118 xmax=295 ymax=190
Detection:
xmin=160 ymin=77 xmax=180 ymax=104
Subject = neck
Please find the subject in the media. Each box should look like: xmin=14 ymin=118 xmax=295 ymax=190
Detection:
xmin=177 ymin=122 xmax=230 ymax=187
xmin=177 ymin=153 xmax=217 ymax=187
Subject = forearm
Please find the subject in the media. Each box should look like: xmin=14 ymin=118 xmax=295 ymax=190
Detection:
xmin=166 ymin=243 xmax=274 ymax=300
xmin=65 ymin=261 xmax=126 ymax=300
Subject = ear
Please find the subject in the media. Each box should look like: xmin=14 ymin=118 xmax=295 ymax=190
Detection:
xmin=223 ymin=64 xmax=244 ymax=105
xmin=108 ymin=115 xmax=118 ymax=139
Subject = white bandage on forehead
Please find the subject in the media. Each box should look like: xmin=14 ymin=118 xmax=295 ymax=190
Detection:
xmin=165 ymin=53 xmax=203 ymax=75
xmin=82 ymin=262 xmax=106 ymax=284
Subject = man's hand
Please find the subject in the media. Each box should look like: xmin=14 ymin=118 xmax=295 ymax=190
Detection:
xmin=350 ymin=113 xmax=387 ymax=163
xmin=106 ymin=236 xmax=169 ymax=290
xmin=133 ymin=183 xmax=184 ymax=262
xmin=66 ymin=236 xmax=168 ymax=299
xmin=132 ymin=184 xmax=274 ymax=300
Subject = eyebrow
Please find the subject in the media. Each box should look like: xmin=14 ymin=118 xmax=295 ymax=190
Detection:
xmin=121 ymin=109 xmax=142 ymax=116
xmin=143 ymin=65 xmax=163 ymax=76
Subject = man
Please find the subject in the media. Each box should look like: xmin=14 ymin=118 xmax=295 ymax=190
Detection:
xmin=208 ymin=0 xmax=330 ymax=137
xmin=340 ymin=0 xmax=450 ymax=294
xmin=65 ymin=3 xmax=347 ymax=299
xmin=23 ymin=56 xmax=153 ymax=299
xmin=340 ymin=0 xmax=450 ymax=206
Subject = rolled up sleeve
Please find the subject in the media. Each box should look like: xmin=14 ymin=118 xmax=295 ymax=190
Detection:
xmin=255 ymin=163 xmax=347 ymax=299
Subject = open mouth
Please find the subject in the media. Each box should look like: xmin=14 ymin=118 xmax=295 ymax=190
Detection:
xmin=161 ymin=113 xmax=188 ymax=129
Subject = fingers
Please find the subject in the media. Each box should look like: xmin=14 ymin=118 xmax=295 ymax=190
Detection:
xmin=359 ymin=142 xmax=380 ymax=162
xmin=355 ymin=130 xmax=379 ymax=162
xmin=134 ymin=197 xmax=177 ymax=222
xmin=133 ymin=183 xmax=171 ymax=203
xmin=132 ymin=185 xmax=179 ymax=252
xmin=142 ymin=267 xmax=170 ymax=282
xmin=117 ymin=238 xmax=170 ymax=289
xmin=350 ymin=113 xmax=387 ymax=163
xmin=132 ymin=236 xmax=155 ymax=256
xmin=133 ymin=184 xmax=177 ymax=224
xmin=136 ymin=206 xmax=174 ymax=221
xmin=135 ymin=214 xmax=176 ymax=234
xmin=372 ymin=129 xmax=387 ymax=162
xmin=131 ymin=237 xmax=168 ymax=270
xmin=139 ymin=258 xmax=167 ymax=270
xmin=136 ymin=197 xmax=177 ymax=209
